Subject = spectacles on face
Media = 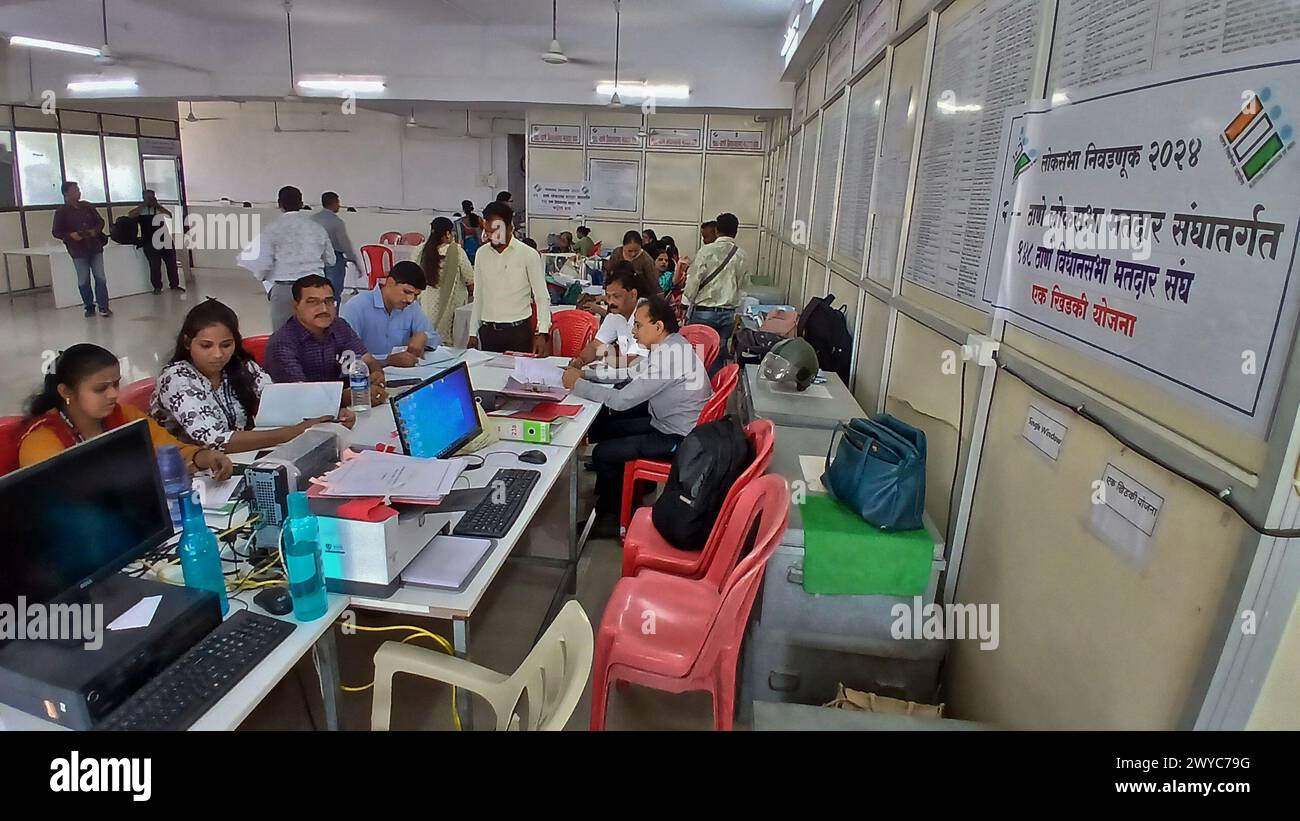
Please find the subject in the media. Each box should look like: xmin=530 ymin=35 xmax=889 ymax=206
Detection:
xmin=302 ymin=296 xmax=336 ymax=310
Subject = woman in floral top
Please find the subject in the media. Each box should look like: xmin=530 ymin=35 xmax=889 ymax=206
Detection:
xmin=151 ymin=299 xmax=344 ymax=453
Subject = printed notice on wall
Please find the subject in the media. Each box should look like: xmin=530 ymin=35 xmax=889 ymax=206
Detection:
xmin=528 ymin=181 xmax=591 ymax=217
xmin=1021 ymin=402 xmax=1069 ymax=460
xmin=647 ymin=128 xmax=702 ymax=149
xmin=708 ymin=129 xmax=764 ymax=152
xmin=589 ymin=125 xmax=642 ymax=148
xmin=984 ymin=55 xmax=1300 ymax=431
xmin=529 ymin=124 xmax=582 ymax=146
xmin=1088 ymin=463 xmax=1166 ymax=567
xmin=588 ymin=158 xmax=640 ymax=212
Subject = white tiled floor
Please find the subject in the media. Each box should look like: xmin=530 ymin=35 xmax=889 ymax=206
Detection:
xmin=0 ymin=268 xmax=736 ymax=731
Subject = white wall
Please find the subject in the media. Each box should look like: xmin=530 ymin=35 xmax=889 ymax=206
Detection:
xmin=179 ymin=102 xmax=510 ymax=213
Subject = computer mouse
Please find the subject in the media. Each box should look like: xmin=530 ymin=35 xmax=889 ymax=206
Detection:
xmin=518 ymin=449 xmax=548 ymax=465
xmin=254 ymin=587 xmax=294 ymax=617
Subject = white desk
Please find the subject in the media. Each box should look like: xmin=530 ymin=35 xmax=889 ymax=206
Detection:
xmin=1 ymin=243 xmax=154 ymax=307
xmin=349 ymin=354 xmax=600 ymax=730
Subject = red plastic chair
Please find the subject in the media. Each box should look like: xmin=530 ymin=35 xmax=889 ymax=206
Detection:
xmin=590 ymin=474 xmax=790 ymax=730
xmin=680 ymin=324 xmax=720 ymax=372
xmin=401 ymin=232 xmax=426 ymax=246
xmin=0 ymin=416 xmax=24 ymax=476
xmin=590 ymin=241 xmax=603 ymax=257
xmin=619 ymin=363 xmax=740 ymax=532
xmin=119 ymin=378 xmax=156 ymax=414
xmin=550 ymin=310 xmax=599 ymax=358
xmin=622 ymin=419 xmax=774 ymax=579
xmin=359 ymin=244 xmax=395 ymax=290
xmin=243 ymin=334 xmax=271 ymax=366
xmin=379 ymin=231 xmax=403 ymax=245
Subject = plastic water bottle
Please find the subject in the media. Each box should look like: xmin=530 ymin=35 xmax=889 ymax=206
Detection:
xmin=157 ymin=445 xmax=188 ymax=531
xmin=178 ymin=489 xmax=230 ymax=616
xmin=349 ymin=358 xmax=371 ymax=412
xmin=282 ymin=492 xmax=327 ymax=622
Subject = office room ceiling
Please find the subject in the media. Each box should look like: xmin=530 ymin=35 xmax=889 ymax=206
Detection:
xmin=1 ymin=0 xmax=796 ymax=110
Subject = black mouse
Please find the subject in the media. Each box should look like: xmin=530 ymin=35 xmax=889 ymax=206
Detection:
xmin=518 ymin=449 xmax=548 ymax=465
xmin=254 ymin=587 xmax=294 ymax=617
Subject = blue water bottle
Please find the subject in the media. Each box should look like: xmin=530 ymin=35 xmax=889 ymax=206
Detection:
xmin=283 ymin=492 xmax=328 ymax=622
xmin=158 ymin=445 xmax=188 ymax=531
xmin=178 ymin=489 xmax=230 ymax=616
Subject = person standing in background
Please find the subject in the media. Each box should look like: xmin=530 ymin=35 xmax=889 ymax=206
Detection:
xmin=683 ymin=212 xmax=749 ymax=366
xmin=312 ymin=191 xmax=358 ymax=298
xmin=417 ymin=216 xmax=475 ymax=344
xmin=700 ymin=220 xmax=718 ymax=247
xmin=239 ymin=185 xmax=334 ymax=331
xmin=467 ymin=201 xmax=551 ymax=355
xmin=129 ymin=189 xmax=183 ymax=294
xmin=573 ymin=225 xmax=595 ymax=257
xmin=454 ymin=199 xmax=477 ymax=244
xmin=52 ymin=181 xmax=110 ymax=317
xmin=605 ymin=230 xmax=662 ymax=295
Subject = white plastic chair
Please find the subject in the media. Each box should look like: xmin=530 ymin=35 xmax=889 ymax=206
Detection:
xmin=370 ymin=600 xmax=594 ymax=731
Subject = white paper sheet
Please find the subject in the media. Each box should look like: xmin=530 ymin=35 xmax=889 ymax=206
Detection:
xmin=317 ymin=450 xmax=465 ymax=500
xmin=799 ymin=455 xmax=828 ymax=493
xmin=197 ymin=475 xmax=245 ymax=510
xmin=254 ymin=382 xmax=343 ymax=428
xmin=514 ymin=357 xmax=566 ymax=388
xmin=107 ymin=596 xmax=162 ymax=631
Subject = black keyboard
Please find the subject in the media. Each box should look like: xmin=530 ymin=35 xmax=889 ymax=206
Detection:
xmin=98 ymin=610 xmax=296 ymax=731
xmin=452 ymin=468 xmax=541 ymax=538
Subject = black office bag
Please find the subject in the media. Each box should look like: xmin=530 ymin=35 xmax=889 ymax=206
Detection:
xmin=652 ymin=417 xmax=753 ymax=551
xmin=110 ymin=216 xmax=138 ymax=246
xmin=798 ymin=294 xmax=853 ymax=383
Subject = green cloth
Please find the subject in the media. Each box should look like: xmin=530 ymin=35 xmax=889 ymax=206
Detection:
xmin=801 ymin=493 xmax=933 ymax=596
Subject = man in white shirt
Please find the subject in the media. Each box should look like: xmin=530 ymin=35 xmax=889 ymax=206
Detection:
xmin=682 ymin=211 xmax=749 ymax=371
xmin=568 ymin=262 xmax=648 ymax=372
xmin=239 ymin=185 xmax=334 ymax=331
xmin=467 ymin=201 xmax=551 ymax=355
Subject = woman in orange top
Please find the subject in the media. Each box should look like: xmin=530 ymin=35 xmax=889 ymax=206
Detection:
xmin=19 ymin=343 xmax=234 ymax=479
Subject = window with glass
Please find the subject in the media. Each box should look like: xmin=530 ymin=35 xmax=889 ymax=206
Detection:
xmin=16 ymin=131 xmax=62 ymax=206
xmin=60 ymin=133 xmax=107 ymax=203
xmin=105 ymin=136 xmax=143 ymax=203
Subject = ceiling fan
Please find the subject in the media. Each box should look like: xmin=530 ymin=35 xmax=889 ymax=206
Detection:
xmin=404 ymin=107 xmax=442 ymax=131
xmin=183 ymin=101 xmax=224 ymax=123
xmin=405 ymin=109 xmax=485 ymax=139
xmin=93 ymin=0 xmax=205 ymax=72
xmin=541 ymin=1 xmax=604 ymax=66
xmin=608 ymin=0 xmax=624 ymax=108
xmin=272 ymin=101 xmax=349 ymax=134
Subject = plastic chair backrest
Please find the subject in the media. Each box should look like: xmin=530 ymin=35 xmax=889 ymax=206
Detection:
xmin=502 ymin=600 xmax=594 ymax=730
xmin=590 ymin=241 xmax=602 ymax=257
xmin=242 ymin=334 xmax=271 ymax=366
xmin=698 ymin=363 xmax=739 ymax=424
xmin=359 ymin=244 xmax=394 ymax=290
xmin=401 ymin=232 xmax=426 ymax=246
xmin=550 ymin=310 xmax=599 ymax=358
xmin=691 ymin=475 xmax=789 ymax=672
xmin=680 ymin=324 xmax=721 ymax=371
xmin=119 ymin=378 xmax=156 ymax=414
xmin=0 ymin=415 xmax=24 ymax=476
xmin=379 ymin=231 xmax=403 ymax=245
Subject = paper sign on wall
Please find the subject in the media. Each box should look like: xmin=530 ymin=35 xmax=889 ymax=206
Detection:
xmin=708 ymin=129 xmax=764 ymax=152
xmin=1022 ymin=402 xmax=1069 ymax=460
xmin=528 ymin=181 xmax=591 ymax=216
xmin=589 ymin=125 xmax=642 ymax=148
xmin=529 ymin=124 xmax=582 ymax=146
xmin=647 ymin=127 xmax=702 ymax=149
xmin=588 ymin=158 xmax=640 ymax=212
xmin=1087 ymin=462 xmax=1165 ymax=567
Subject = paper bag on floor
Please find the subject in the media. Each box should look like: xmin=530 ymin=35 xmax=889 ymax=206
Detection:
xmin=822 ymin=683 xmax=944 ymax=718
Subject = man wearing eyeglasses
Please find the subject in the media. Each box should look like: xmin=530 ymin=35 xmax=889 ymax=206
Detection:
xmin=239 ymin=185 xmax=336 ymax=331
xmin=264 ymin=274 xmax=387 ymax=406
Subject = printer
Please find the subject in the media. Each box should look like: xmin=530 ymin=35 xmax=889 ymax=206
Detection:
xmin=248 ymin=427 xmax=458 ymax=598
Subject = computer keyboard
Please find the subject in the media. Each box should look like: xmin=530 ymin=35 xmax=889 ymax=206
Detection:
xmin=452 ymin=467 xmax=542 ymax=538
xmin=97 ymin=610 xmax=296 ymax=731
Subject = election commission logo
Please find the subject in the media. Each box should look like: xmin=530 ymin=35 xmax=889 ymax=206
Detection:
xmin=1222 ymin=88 xmax=1295 ymax=186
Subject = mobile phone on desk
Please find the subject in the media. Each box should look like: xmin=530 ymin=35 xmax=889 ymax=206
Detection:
xmin=504 ymin=351 xmax=542 ymax=358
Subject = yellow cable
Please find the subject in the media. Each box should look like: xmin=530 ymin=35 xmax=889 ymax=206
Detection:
xmin=338 ymin=622 xmax=462 ymax=731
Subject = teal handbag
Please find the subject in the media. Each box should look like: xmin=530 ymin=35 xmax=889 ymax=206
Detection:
xmin=822 ymin=415 xmax=926 ymax=531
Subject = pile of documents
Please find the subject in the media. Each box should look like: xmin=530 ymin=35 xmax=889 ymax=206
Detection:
xmin=314 ymin=450 xmax=466 ymax=503
xmin=501 ymin=357 xmax=569 ymax=401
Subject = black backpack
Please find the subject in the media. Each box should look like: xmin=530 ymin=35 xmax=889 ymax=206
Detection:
xmin=651 ymin=417 xmax=753 ymax=551
xmin=110 ymin=216 xmax=138 ymax=246
xmin=798 ymin=293 xmax=853 ymax=383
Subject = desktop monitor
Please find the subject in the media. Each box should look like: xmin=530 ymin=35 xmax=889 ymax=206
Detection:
xmin=392 ymin=362 xmax=482 ymax=459
xmin=0 ymin=420 xmax=172 ymax=609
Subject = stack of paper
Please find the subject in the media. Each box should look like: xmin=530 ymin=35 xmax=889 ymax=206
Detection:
xmin=315 ymin=450 xmax=466 ymax=502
